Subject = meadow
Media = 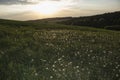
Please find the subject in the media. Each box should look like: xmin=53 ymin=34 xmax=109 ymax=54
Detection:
xmin=0 ymin=22 xmax=120 ymax=80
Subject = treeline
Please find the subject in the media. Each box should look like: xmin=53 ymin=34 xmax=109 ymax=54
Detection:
xmin=59 ymin=11 xmax=120 ymax=30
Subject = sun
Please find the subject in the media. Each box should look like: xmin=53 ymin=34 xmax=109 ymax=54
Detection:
xmin=32 ymin=1 xmax=61 ymax=15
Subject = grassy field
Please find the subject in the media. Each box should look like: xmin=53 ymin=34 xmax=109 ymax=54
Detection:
xmin=0 ymin=23 xmax=120 ymax=80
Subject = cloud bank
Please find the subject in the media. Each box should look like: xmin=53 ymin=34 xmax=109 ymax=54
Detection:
xmin=0 ymin=0 xmax=63 ymax=5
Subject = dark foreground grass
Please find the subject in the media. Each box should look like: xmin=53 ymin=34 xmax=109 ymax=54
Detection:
xmin=0 ymin=24 xmax=120 ymax=80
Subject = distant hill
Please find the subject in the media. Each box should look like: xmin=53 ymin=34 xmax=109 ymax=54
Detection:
xmin=0 ymin=11 xmax=120 ymax=31
xmin=59 ymin=11 xmax=120 ymax=29
xmin=0 ymin=19 xmax=25 ymax=27
xmin=30 ymin=11 xmax=120 ymax=30
xmin=0 ymin=19 xmax=41 ymax=27
xmin=28 ymin=17 xmax=72 ymax=23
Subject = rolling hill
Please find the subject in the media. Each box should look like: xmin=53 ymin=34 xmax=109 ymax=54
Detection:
xmin=0 ymin=18 xmax=120 ymax=80
xmin=30 ymin=11 xmax=120 ymax=30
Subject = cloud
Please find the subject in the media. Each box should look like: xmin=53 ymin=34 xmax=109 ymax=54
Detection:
xmin=0 ymin=0 xmax=42 ymax=5
xmin=0 ymin=0 xmax=63 ymax=5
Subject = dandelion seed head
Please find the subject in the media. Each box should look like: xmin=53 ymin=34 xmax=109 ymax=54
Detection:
xmin=50 ymin=76 xmax=53 ymax=79
xmin=35 ymin=73 xmax=38 ymax=76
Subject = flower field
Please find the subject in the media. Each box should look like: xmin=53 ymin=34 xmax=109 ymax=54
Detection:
xmin=0 ymin=25 xmax=120 ymax=80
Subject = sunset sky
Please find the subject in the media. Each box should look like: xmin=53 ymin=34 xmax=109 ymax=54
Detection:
xmin=0 ymin=0 xmax=120 ymax=20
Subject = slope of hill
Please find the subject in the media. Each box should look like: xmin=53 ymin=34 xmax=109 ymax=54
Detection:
xmin=0 ymin=19 xmax=120 ymax=80
xmin=59 ymin=11 xmax=120 ymax=30
xmin=0 ymin=19 xmax=34 ymax=27
xmin=29 ymin=11 xmax=120 ymax=30
xmin=28 ymin=17 xmax=72 ymax=23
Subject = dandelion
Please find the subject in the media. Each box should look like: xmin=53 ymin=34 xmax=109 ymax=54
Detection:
xmin=60 ymin=64 xmax=63 ymax=66
xmin=82 ymin=68 xmax=85 ymax=71
xmin=73 ymin=67 xmax=76 ymax=69
xmin=52 ymin=33 xmax=56 ymax=39
xmin=31 ymin=59 xmax=34 ymax=62
xmin=65 ymin=65 xmax=68 ymax=67
xmin=116 ymin=74 xmax=119 ymax=77
xmin=118 ymin=65 xmax=120 ymax=67
xmin=76 ymin=66 xmax=79 ymax=68
xmin=62 ymin=68 xmax=65 ymax=71
xmin=88 ymin=71 xmax=90 ymax=74
xmin=52 ymin=68 xmax=55 ymax=71
xmin=91 ymin=39 xmax=95 ymax=43
xmin=35 ymin=73 xmax=38 ymax=76
xmin=75 ymin=53 xmax=77 ymax=56
xmin=119 ymin=69 xmax=120 ymax=72
xmin=81 ymin=61 xmax=83 ymax=64
xmin=62 ymin=55 xmax=65 ymax=58
xmin=77 ymin=51 xmax=80 ymax=55
xmin=41 ymin=59 xmax=46 ymax=62
xmin=108 ymin=51 xmax=112 ymax=53
xmin=50 ymin=76 xmax=53 ymax=79
xmin=116 ymin=66 xmax=119 ymax=69
xmin=0 ymin=51 xmax=4 ymax=54
xmin=113 ymin=69 xmax=115 ymax=71
xmin=58 ymin=58 xmax=62 ymax=61
xmin=90 ymin=50 xmax=93 ymax=53
xmin=115 ymin=62 xmax=118 ymax=64
xmin=45 ymin=43 xmax=49 ymax=46
xmin=46 ymin=67 xmax=49 ymax=70
xmin=54 ymin=61 xmax=57 ymax=64
xmin=103 ymin=65 xmax=106 ymax=67
xmin=103 ymin=50 xmax=106 ymax=53
xmin=58 ymin=69 xmax=61 ymax=71
xmin=89 ymin=62 xmax=91 ymax=65
xmin=52 ymin=65 xmax=55 ymax=67
xmin=88 ymin=54 xmax=90 ymax=57
xmin=53 ymin=69 xmax=57 ymax=72
xmin=68 ymin=62 xmax=72 ymax=65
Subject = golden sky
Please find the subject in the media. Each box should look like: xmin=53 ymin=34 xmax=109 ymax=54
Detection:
xmin=0 ymin=0 xmax=120 ymax=20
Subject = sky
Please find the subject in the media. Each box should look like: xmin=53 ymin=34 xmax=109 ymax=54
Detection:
xmin=0 ymin=0 xmax=120 ymax=20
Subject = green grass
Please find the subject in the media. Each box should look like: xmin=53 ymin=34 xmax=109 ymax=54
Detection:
xmin=0 ymin=23 xmax=120 ymax=80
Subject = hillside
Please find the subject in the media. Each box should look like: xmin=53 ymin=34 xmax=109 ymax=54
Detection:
xmin=0 ymin=19 xmax=120 ymax=80
xmin=59 ymin=11 xmax=120 ymax=29
xmin=1 ymin=11 xmax=120 ymax=31
xmin=28 ymin=17 xmax=72 ymax=23
xmin=30 ymin=11 xmax=120 ymax=30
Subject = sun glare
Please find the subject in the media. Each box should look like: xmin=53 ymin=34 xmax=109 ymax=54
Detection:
xmin=32 ymin=1 xmax=62 ymax=15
